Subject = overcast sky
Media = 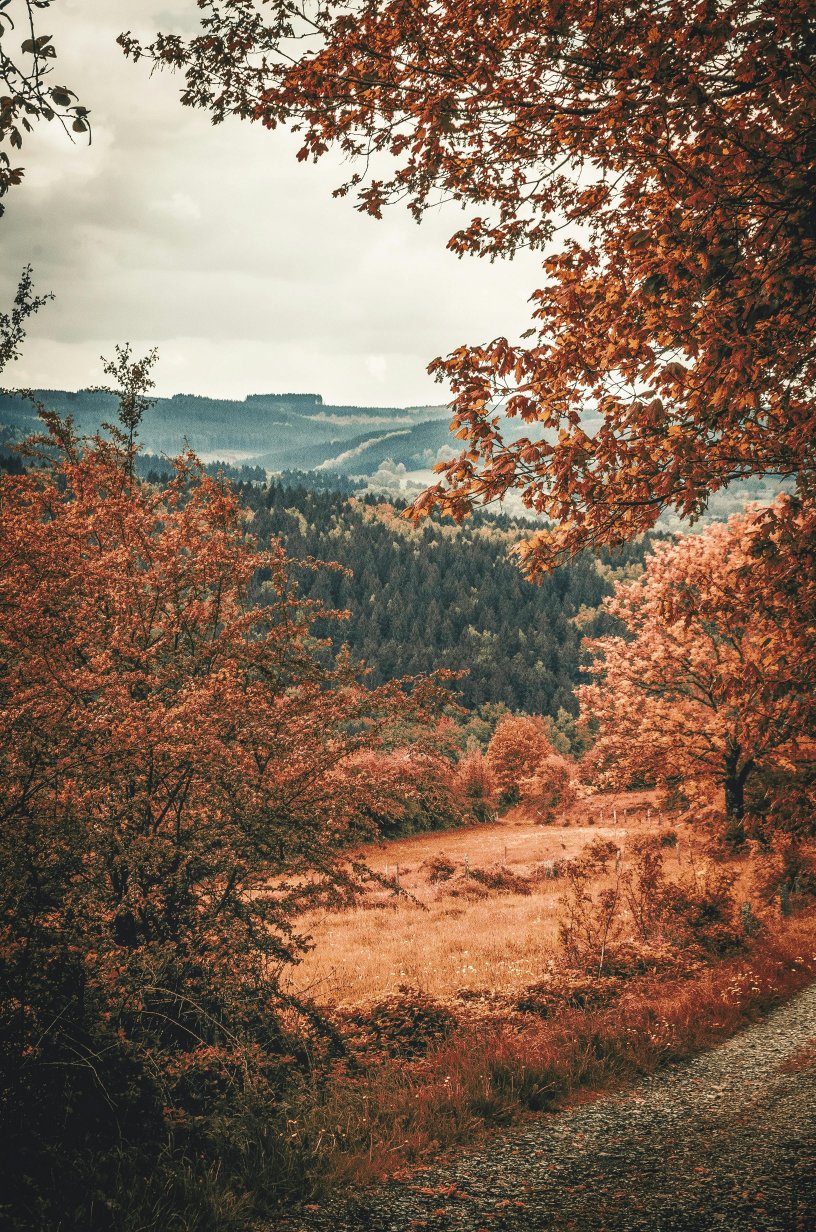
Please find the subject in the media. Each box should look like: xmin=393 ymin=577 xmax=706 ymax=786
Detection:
xmin=1 ymin=0 xmax=540 ymax=406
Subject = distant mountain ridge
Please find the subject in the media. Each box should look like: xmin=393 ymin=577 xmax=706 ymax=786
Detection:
xmin=0 ymin=386 xmax=457 ymax=476
xmin=0 ymin=388 xmax=788 ymax=526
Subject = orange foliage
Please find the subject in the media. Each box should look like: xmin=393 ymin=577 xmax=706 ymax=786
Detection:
xmin=0 ymin=411 xmax=448 ymax=1220
xmin=126 ymin=1 xmax=816 ymax=571
xmin=486 ymin=713 xmax=556 ymax=805
xmin=342 ymin=745 xmax=462 ymax=837
xmin=578 ymin=500 xmax=816 ymax=839
xmin=521 ymin=753 xmax=577 ymax=823
xmin=452 ymin=746 xmax=499 ymax=824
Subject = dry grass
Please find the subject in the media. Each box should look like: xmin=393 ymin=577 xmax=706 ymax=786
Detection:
xmin=270 ymin=793 xmax=816 ymax=1202
xmin=291 ymin=913 xmax=816 ymax=1193
xmin=271 ymin=788 xmax=816 ymax=1202
xmin=285 ymin=791 xmax=725 ymax=1007
xmin=286 ymin=891 xmax=562 ymax=1005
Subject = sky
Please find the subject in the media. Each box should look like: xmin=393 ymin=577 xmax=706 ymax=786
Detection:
xmin=1 ymin=0 xmax=540 ymax=406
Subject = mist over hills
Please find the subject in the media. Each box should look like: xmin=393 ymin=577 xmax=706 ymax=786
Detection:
xmin=0 ymin=386 xmax=784 ymax=523
xmin=0 ymin=386 xmax=463 ymax=477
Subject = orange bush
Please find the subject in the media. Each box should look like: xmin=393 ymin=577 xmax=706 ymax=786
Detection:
xmin=486 ymin=714 xmax=556 ymax=805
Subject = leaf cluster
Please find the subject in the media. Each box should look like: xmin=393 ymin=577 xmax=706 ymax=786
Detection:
xmin=0 ymin=1 xmax=89 ymax=214
xmin=128 ymin=0 xmax=816 ymax=570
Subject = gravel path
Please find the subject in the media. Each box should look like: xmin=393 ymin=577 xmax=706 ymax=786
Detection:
xmin=275 ymin=983 xmax=816 ymax=1232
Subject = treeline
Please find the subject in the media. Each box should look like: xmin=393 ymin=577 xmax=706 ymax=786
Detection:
xmin=241 ymin=481 xmax=654 ymax=715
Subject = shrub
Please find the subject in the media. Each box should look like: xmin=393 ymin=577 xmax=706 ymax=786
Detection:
xmin=486 ymin=714 xmax=556 ymax=806
xmin=520 ymin=752 xmax=577 ymax=822
xmin=344 ymin=988 xmax=458 ymax=1058
xmin=755 ymin=834 xmax=816 ymax=914
xmin=421 ymin=854 xmax=457 ymax=883
xmin=558 ymin=835 xmax=748 ymax=976
xmin=466 ymin=864 xmax=532 ymax=895
xmin=0 ymin=402 xmax=448 ymax=1228
xmin=452 ymin=746 xmax=499 ymax=823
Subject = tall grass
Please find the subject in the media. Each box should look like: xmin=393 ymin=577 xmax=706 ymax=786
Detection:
xmin=287 ymin=913 xmax=816 ymax=1192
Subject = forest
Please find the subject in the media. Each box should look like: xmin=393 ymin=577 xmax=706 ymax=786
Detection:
xmin=0 ymin=384 xmax=453 ymax=474
xmin=1 ymin=2 xmax=816 ymax=1230
xmin=244 ymin=482 xmax=651 ymax=715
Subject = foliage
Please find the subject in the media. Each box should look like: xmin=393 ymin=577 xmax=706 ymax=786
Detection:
xmin=466 ymin=863 xmax=532 ymax=896
xmin=0 ymin=1 xmax=90 ymax=214
xmin=0 ymin=265 xmax=50 ymax=371
xmin=343 ymin=987 xmax=458 ymax=1058
xmin=247 ymin=481 xmax=640 ymax=714
xmin=755 ymin=834 xmax=816 ymax=915
xmin=451 ymin=747 xmax=498 ymax=824
xmin=559 ymin=836 xmax=747 ymax=977
xmin=486 ymin=713 xmax=557 ymax=805
xmin=420 ymin=854 xmax=457 ymax=884
xmin=578 ymin=501 xmax=816 ymax=840
xmin=343 ymin=744 xmax=462 ymax=837
xmin=0 ymin=405 xmax=447 ymax=1227
xmin=126 ymin=0 xmax=816 ymax=572
xmin=520 ymin=753 xmax=577 ymax=824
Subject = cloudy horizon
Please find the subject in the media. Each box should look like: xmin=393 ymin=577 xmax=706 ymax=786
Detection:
xmin=1 ymin=0 xmax=540 ymax=408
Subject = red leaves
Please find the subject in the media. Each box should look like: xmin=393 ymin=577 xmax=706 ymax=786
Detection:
xmin=0 ymin=417 xmax=453 ymax=1091
xmin=578 ymin=498 xmax=816 ymax=832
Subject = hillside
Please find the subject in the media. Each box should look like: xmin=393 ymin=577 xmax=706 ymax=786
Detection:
xmin=0 ymin=386 xmax=453 ymax=475
xmin=0 ymin=388 xmax=789 ymax=524
xmin=242 ymin=481 xmax=653 ymax=716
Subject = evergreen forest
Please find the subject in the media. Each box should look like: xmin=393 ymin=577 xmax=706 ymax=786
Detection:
xmin=243 ymin=481 xmax=653 ymax=716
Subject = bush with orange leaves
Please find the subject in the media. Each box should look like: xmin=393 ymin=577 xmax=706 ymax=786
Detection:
xmin=486 ymin=713 xmax=557 ymax=806
xmin=452 ymin=746 xmax=499 ymax=824
xmin=559 ymin=837 xmax=747 ymax=980
xmin=0 ymin=395 xmax=449 ymax=1228
xmin=521 ymin=753 xmax=577 ymax=824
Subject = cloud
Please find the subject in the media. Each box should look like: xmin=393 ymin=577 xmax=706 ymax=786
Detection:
xmin=1 ymin=0 xmax=540 ymax=405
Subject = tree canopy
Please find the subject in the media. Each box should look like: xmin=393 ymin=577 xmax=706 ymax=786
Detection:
xmin=0 ymin=390 xmax=453 ymax=1223
xmin=121 ymin=0 xmax=816 ymax=572
xmin=578 ymin=497 xmax=816 ymax=839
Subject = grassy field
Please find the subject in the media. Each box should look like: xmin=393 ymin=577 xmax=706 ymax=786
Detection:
xmin=285 ymin=790 xmax=725 ymax=1008
xmin=273 ymin=791 xmax=816 ymax=1194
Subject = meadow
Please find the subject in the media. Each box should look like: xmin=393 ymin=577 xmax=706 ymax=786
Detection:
xmin=275 ymin=791 xmax=816 ymax=1195
xmin=289 ymin=791 xmax=732 ymax=1008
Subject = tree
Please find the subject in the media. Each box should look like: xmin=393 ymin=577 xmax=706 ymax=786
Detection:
xmin=452 ymin=746 xmax=498 ymax=824
xmin=0 ymin=396 xmax=447 ymax=1224
xmin=0 ymin=1 xmax=89 ymax=214
xmin=486 ymin=713 xmax=556 ymax=805
xmin=520 ymin=753 xmax=577 ymax=823
xmin=577 ymin=500 xmax=816 ymax=841
xmin=122 ymin=0 xmax=816 ymax=573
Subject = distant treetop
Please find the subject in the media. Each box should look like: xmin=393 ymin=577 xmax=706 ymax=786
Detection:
xmin=245 ymin=393 xmax=324 ymax=406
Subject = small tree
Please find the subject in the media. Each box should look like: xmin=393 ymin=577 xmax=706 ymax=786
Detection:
xmin=453 ymin=746 xmax=499 ymax=825
xmin=578 ymin=503 xmax=816 ymax=842
xmin=0 ymin=386 xmax=446 ymax=1224
xmin=521 ymin=753 xmax=576 ymax=824
xmin=486 ymin=713 xmax=556 ymax=806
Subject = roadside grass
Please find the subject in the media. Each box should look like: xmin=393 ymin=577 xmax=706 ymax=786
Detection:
xmin=271 ymin=796 xmax=816 ymax=1199
xmin=289 ymin=912 xmax=816 ymax=1194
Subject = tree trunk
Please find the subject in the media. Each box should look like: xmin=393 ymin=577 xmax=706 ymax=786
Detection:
xmin=723 ymin=746 xmax=754 ymax=846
